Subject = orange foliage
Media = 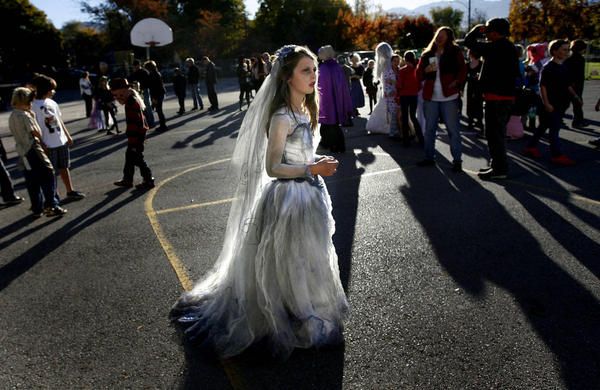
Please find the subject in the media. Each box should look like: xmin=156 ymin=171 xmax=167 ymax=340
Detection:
xmin=336 ymin=10 xmax=434 ymax=50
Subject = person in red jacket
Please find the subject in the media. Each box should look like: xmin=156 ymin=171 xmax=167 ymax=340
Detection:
xmin=396 ymin=50 xmax=424 ymax=147
xmin=415 ymin=27 xmax=467 ymax=172
xmin=110 ymin=78 xmax=155 ymax=190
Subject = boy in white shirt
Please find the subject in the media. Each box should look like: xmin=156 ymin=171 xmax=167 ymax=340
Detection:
xmin=32 ymin=75 xmax=85 ymax=200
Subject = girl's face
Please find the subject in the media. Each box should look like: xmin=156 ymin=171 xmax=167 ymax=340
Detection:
xmin=392 ymin=57 xmax=400 ymax=69
xmin=288 ymin=56 xmax=317 ymax=96
xmin=111 ymin=88 xmax=129 ymax=104
xmin=435 ymin=30 xmax=448 ymax=47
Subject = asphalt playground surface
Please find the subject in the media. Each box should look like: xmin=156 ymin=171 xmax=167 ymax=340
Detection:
xmin=1 ymin=79 xmax=599 ymax=389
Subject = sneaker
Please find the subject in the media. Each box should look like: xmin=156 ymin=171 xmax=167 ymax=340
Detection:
xmin=114 ymin=180 xmax=133 ymax=188
xmin=417 ymin=159 xmax=435 ymax=167
xmin=452 ymin=161 xmax=463 ymax=172
xmin=44 ymin=206 xmax=67 ymax=217
xmin=478 ymin=170 xmax=507 ymax=181
xmin=67 ymin=191 xmax=86 ymax=200
xmin=589 ymin=138 xmax=600 ymax=147
xmin=135 ymin=181 xmax=155 ymax=190
xmin=550 ymin=155 xmax=575 ymax=166
xmin=522 ymin=147 xmax=542 ymax=158
xmin=4 ymin=196 xmax=24 ymax=205
xmin=479 ymin=166 xmax=493 ymax=173
xmin=33 ymin=211 xmax=44 ymax=218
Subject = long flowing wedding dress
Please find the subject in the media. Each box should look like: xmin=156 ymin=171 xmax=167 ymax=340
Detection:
xmin=170 ymin=106 xmax=348 ymax=358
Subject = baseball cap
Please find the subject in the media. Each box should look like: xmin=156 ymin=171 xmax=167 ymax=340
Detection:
xmin=485 ymin=18 xmax=510 ymax=36
xmin=109 ymin=78 xmax=129 ymax=90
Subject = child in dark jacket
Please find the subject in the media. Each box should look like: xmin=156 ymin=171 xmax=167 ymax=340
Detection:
xmin=173 ymin=67 xmax=187 ymax=114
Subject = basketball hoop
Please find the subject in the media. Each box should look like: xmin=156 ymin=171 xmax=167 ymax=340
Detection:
xmin=131 ymin=18 xmax=173 ymax=58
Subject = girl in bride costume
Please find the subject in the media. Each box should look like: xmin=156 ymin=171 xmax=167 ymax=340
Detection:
xmin=170 ymin=45 xmax=348 ymax=358
xmin=366 ymin=42 xmax=399 ymax=137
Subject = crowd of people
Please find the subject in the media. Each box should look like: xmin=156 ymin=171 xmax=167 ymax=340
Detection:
xmin=0 ymin=15 xmax=598 ymax=361
xmin=335 ymin=18 xmax=595 ymax=179
xmin=1 ymin=17 xmax=597 ymax=219
xmin=2 ymin=54 xmax=229 ymax=215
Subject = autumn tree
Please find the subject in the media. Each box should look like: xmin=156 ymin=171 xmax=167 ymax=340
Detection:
xmin=509 ymin=0 xmax=600 ymax=42
xmin=62 ymin=22 xmax=106 ymax=69
xmin=0 ymin=0 xmax=64 ymax=80
xmin=430 ymin=6 xmax=463 ymax=34
xmin=336 ymin=10 xmax=434 ymax=51
xmin=169 ymin=0 xmax=247 ymax=58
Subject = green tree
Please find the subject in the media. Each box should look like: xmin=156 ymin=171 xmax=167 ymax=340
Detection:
xmin=0 ymin=0 xmax=64 ymax=80
xmin=252 ymin=0 xmax=352 ymax=53
xmin=429 ymin=6 xmax=463 ymax=34
xmin=81 ymin=0 xmax=168 ymax=52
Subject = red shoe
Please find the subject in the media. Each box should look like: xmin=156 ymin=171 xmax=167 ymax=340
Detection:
xmin=550 ymin=155 xmax=575 ymax=166
xmin=522 ymin=147 xmax=541 ymax=158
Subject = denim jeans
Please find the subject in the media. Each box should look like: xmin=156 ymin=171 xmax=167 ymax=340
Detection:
xmin=484 ymin=100 xmax=513 ymax=173
xmin=0 ymin=158 xmax=16 ymax=201
xmin=24 ymin=147 xmax=58 ymax=213
xmin=528 ymin=109 xmax=564 ymax=157
xmin=423 ymin=98 xmax=462 ymax=163
xmin=189 ymin=83 xmax=204 ymax=109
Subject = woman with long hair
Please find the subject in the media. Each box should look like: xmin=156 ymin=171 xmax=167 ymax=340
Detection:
xmin=366 ymin=42 xmax=399 ymax=137
xmin=416 ymin=27 xmax=467 ymax=171
xmin=170 ymin=45 xmax=348 ymax=358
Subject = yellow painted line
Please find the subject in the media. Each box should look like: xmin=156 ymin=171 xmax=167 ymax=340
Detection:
xmin=155 ymin=197 xmax=236 ymax=215
xmin=144 ymin=157 xmax=247 ymax=389
xmin=144 ymin=158 xmax=230 ymax=292
xmin=144 ymin=154 xmax=596 ymax=390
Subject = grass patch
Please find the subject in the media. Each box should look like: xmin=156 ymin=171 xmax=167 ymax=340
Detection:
xmin=587 ymin=62 xmax=600 ymax=80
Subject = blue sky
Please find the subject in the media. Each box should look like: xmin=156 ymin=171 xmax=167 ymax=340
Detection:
xmin=31 ymin=0 xmax=436 ymax=28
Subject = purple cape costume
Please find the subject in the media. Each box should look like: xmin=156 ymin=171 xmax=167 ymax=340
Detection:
xmin=318 ymin=60 xmax=353 ymax=126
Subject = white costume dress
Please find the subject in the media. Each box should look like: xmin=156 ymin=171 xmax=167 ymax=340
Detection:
xmin=171 ymin=107 xmax=348 ymax=358
xmin=366 ymin=42 xmax=398 ymax=136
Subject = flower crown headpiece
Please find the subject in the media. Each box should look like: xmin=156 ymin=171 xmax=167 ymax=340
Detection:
xmin=276 ymin=45 xmax=296 ymax=63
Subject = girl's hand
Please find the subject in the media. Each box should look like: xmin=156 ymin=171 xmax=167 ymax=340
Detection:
xmin=544 ymin=103 xmax=554 ymax=113
xmin=310 ymin=158 xmax=339 ymax=177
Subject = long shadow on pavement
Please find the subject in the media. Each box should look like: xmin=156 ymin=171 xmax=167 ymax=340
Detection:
xmin=384 ymin=138 xmax=600 ymax=388
xmin=0 ymin=187 xmax=143 ymax=292
xmin=172 ymin=106 xmax=243 ymax=150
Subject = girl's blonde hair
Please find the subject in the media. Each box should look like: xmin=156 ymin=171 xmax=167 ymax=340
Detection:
xmin=268 ymin=46 xmax=319 ymax=131
xmin=11 ymin=87 xmax=34 ymax=107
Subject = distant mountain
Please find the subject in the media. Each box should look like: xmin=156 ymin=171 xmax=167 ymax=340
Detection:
xmin=388 ymin=0 xmax=510 ymax=26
